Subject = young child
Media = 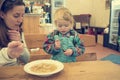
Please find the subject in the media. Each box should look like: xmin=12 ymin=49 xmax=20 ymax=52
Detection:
xmin=43 ymin=7 xmax=85 ymax=63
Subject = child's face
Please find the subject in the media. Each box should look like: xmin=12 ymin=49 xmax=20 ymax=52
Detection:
xmin=56 ymin=19 xmax=72 ymax=34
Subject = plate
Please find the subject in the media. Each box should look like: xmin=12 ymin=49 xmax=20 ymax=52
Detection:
xmin=24 ymin=59 xmax=64 ymax=77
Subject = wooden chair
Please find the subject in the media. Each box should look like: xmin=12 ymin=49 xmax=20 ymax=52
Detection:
xmin=73 ymin=14 xmax=91 ymax=34
xmin=24 ymin=33 xmax=47 ymax=54
xmin=73 ymin=14 xmax=91 ymax=27
xmin=30 ymin=54 xmax=51 ymax=62
xmin=76 ymin=53 xmax=97 ymax=61
xmin=24 ymin=34 xmax=97 ymax=62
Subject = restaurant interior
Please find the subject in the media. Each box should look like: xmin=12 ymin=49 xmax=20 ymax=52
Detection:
xmin=23 ymin=0 xmax=120 ymax=60
xmin=0 ymin=0 xmax=120 ymax=80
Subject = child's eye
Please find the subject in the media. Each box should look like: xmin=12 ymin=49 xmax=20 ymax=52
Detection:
xmin=64 ymin=24 xmax=69 ymax=27
xmin=58 ymin=24 xmax=69 ymax=27
xmin=58 ymin=24 xmax=62 ymax=27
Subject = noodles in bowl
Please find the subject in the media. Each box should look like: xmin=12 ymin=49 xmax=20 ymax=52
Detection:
xmin=24 ymin=60 xmax=64 ymax=77
xmin=30 ymin=63 xmax=57 ymax=73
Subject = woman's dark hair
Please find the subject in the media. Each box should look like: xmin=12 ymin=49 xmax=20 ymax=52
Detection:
xmin=0 ymin=0 xmax=25 ymax=48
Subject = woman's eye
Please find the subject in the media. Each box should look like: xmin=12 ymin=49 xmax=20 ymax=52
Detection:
xmin=13 ymin=13 xmax=21 ymax=18
xmin=14 ymin=15 xmax=19 ymax=18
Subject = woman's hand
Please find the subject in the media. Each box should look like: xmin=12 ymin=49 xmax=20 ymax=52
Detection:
xmin=7 ymin=30 xmax=21 ymax=41
xmin=64 ymin=49 xmax=73 ymax=56
xmin=54 ymin=39 xmax=61 ymax=49
xmin=7 ymin=41 xmax=24 ymax=59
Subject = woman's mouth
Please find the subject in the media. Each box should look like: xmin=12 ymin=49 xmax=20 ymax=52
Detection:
xmin=15 ymin=24 xmax=20 ymax=26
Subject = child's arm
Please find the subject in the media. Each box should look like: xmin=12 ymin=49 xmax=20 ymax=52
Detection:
xmin=71 ymin=34 xmax=85 ymax=57
xmin=43 ymin=33 xmax=61 ymax=55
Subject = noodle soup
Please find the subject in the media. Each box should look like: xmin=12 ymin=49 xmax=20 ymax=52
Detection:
xmin=30 ymin=63 xmax=57 ymax=73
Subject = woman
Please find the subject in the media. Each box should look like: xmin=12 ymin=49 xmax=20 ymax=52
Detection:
xmin=0 ymin=0 xmax=30 ymax=66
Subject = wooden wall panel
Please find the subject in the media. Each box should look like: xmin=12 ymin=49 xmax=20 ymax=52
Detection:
xmin=22 ymin=14 xmax=41 ymax=34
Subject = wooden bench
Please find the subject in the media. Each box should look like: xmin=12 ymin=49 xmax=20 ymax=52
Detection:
xmin=30 ymin=52 xmax=97 ymax=62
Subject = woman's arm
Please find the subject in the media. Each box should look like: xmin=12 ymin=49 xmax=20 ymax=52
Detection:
xmin=18 ymin=35 xmax=30 ymax=64
xmin=0 ymin=41 xmax=30 ymax=66
xmin=18 ymin=47 xmax=30 ymax=64
xmin=0 ymin=48 xmax=17 ymax=66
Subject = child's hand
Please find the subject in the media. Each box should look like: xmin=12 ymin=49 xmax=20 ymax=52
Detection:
xmin=64 ymin=49 xmax=73 ymax=56
xmin=55 ymin=39 xmax=61 ymax=49
xmin=7 ymin=41 xmax=24 ymax=59
xmin=7 ymin=30 xmax=21 ymax=41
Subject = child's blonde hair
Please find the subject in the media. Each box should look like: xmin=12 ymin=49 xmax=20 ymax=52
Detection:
xmin=54 ymin=7 xmax=74 ymax=27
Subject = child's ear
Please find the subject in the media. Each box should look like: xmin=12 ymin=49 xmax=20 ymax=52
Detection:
xmin=0 ymin=11 xmax=4 ymax=19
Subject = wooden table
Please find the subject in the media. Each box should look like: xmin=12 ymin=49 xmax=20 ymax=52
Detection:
xmin=0 ymin=61 xmax=120 ymax=80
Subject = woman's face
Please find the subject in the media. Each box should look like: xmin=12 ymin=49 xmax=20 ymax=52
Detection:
xmin=3 ymin=5 xmax=25 ymax=31
xmin=56 ymin=19 xmax=72 ymax=34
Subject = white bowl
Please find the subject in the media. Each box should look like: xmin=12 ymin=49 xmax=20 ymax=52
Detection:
xmin=24 ymin=59 xmax=64 ymax=77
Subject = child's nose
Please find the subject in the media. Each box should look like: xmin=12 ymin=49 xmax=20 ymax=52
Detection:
xmin=61 ymin=26 xmax=66 ymax=29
